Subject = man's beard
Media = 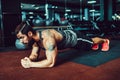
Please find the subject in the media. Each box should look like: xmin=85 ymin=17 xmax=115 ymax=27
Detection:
xmin=27 ymin=38 xmax=35 ymax=47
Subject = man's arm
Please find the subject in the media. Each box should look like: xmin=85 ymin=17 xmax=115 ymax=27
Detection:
xmin=21 ymin=37 xmax=58 ymax=68
xmin=30 ymin=37 xmax=58 ymax=68
xmin=29 ymin=42 xmax=41 ymax=61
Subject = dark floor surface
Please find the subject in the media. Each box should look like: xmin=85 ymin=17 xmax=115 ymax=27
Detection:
xmin=0 ymin=40 xmax=120 ymax=80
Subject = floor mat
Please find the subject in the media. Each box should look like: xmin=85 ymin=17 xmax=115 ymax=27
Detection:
xmin=58 ymin=40 xmax=120 ymax=67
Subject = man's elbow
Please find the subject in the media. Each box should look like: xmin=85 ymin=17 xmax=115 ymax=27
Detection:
xmin=48 ymin=61 xmax=55 ymax=68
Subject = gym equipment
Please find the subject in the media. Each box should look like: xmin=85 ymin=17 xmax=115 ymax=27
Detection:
xmin=90 ymin=21 xmax=100 ymax=31
xmin=32 ymin=16 xmax=45 ymax=26
xmin=33 ymin=25 xmax=73 ymax=31
xmin=15 ymin=39 xmax=28 ymax=50
xmin=114 ymin=13 xmax=120 ymax=20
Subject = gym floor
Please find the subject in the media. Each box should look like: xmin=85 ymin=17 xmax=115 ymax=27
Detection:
xmin=0 ymin=39 xmax=120 ymax=80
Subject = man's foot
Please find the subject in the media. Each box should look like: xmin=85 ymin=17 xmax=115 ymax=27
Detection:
xmin=101 ymin=39 xmax=110 ymax=51
xmin=92 ymin=44 xmax=99 ymax=50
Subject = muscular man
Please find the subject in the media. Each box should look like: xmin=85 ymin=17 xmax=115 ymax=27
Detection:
xmin=15 ymin=21 xmax=110 ymax=68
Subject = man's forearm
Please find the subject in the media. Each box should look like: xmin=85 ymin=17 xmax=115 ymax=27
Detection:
xmin=29 ymin=47 xmax=40 ymax=60
xmin=30 ymin=59 xmax=54 ymax=68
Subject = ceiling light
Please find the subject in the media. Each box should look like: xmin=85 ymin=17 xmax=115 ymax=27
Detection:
xmin=31 ymin=4 xmax=35 ymax=7
xmin=89 ymin=9 xmax=95 ymax=12
xmin=28 ymin=12 xmax=34 ymax=14
xmin=29 ymin=16 xmax=34 ymax=19
xmin=65 ymin=9 xmax=71 ymax=12
xmin=35 ymin=7 xmax=40 ymax=9
xmin=88 ymin=0 xmax=96 ymax=4
xmin=52 ymin=6 xmax=55 ymax=8
xmin=21 ymin=5 xmax=24 ymax=8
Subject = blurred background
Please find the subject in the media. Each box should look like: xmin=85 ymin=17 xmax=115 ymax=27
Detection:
xmin=0 ymin=0 xmax=120 ymax=48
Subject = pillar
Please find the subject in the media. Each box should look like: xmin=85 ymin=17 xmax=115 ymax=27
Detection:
xmin=0 ymin=0 xmax=22 ymax=47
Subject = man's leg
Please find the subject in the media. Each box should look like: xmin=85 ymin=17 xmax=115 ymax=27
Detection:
xmin=91 ymin=37 xmax=106 ymax=44
xmin=73 ymin=31 xmax=94 ymax=51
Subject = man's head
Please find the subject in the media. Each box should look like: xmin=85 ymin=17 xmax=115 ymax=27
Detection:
xmin=15 ymin=21 xmax=36 ymax=44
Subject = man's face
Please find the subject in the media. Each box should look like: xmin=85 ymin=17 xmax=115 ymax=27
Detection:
xmin=17 ymin=32 xmax=31 ymax=44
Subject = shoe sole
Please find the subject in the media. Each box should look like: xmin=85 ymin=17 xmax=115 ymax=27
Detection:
xmin=92 ymin=44 xmax=99 ymax=50
xmin=101 ymin=39 xmax=110 ymax=51
xmin=92 ymin=47 xmax=99 ymax=50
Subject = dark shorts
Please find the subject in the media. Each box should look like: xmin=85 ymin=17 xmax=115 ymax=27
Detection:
xmin=73 ymin=30 xmax=93 ymax=51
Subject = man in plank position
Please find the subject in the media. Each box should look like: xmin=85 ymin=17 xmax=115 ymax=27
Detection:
xmin=15 ymin=21 xmax=110 ymax=68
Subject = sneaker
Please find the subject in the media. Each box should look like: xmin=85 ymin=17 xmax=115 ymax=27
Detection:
xmin=101 ymin=39 xmax=110 ymax=51
xmin=92 ymin=44 xmax=99 ymax=50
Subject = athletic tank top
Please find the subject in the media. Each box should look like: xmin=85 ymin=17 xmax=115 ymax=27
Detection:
xmin=36 ymin=30 xmax=77 ymax=50
xmin=57 ymin=30 xmax=77 ymax=50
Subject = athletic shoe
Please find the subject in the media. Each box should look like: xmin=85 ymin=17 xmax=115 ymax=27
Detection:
xmin=92 ymin=44 xmax=99 ymax=50
xmin=101 ymin=39 xmax=110 ymax=51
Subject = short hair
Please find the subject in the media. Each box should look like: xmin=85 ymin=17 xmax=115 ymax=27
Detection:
xmin=15 ymin=21 xmax=36 ymax=35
